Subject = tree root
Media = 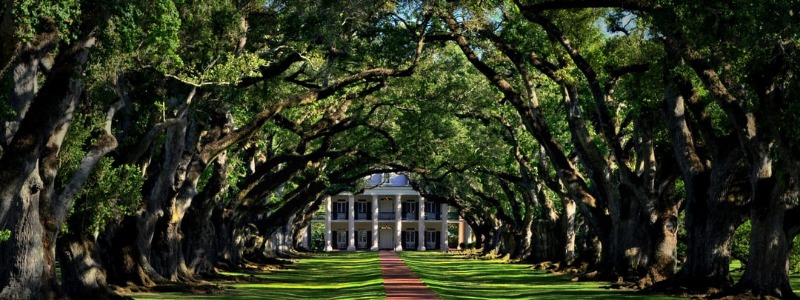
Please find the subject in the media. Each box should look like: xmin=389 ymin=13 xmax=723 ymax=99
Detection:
xmin=641 ymin=277 xmax=722 ymax=298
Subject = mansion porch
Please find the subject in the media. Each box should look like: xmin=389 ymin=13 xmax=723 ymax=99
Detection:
xmin=309 ymin=173 xmax=472 ymax=251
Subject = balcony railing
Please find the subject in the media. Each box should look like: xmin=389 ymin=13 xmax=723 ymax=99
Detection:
xmin=378 ymin=212 xmax=395 ymax=220
xmin=322 ymin=211 xmax=460 ymax=221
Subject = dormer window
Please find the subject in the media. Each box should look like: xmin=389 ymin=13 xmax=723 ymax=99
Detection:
xmin=382 ymin=173 xmax=391 ymax=184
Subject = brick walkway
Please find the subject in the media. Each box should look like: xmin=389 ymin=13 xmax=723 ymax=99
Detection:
xmin=379 ymin=251 xmax=440 ymax=300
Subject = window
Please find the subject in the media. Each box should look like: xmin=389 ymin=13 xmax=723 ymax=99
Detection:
xmin=335 ymin=201 xmax=347 ymax=214
xmin=359 ymin=231 xmax=368 ymax=243
xmin=406 ymin=201 xmax=417 ymax=213
xmin=425 ymin=203 xmax=439 ymax=214
xmin=405 ymin=229 xmax=416 ymax=243
xmin=357 ymin=201 xmax=367 ymax=213
xmin=425 ymin=229 xmax=437 ymax=244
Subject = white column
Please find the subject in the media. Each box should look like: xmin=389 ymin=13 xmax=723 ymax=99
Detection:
xmin=301 ymin=225 xmax=310 ymax=250
xmin=440 ymin=203 xmax=449 ymax=252
xmin=417 ymin=197 xmax=426 ymax=251
xmin=371 ymin=194 xmax=379 ymax=251
xmin=347 ymin=194 xmax=356 ymax=251
xmin=324 ymin=196 xmax=332 ymax=251
xmin=464 ymin=222 xmax=473 ymax=246
xmin=394 ymin=195 xmax=403 ymax=251
xmin=457 ymin=221 xmax=464 ymax=250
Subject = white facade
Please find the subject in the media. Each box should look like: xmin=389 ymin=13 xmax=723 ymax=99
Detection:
xmin=312 ymin=173 xmax=472 ymax=251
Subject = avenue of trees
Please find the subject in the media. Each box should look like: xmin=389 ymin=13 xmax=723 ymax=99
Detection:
xmin=0 ymin=0 xmax=798 ymax=299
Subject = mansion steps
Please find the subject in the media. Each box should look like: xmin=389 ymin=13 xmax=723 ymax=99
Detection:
xmin=311 ymin=173 xmax=472 ymax=251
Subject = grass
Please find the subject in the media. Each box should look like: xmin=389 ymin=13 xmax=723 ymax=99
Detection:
xmin=127 ymin=251 xmax=800 ymax=299
xmin=129 ymin=252 xmax=385 ymax=300
xmin=397 ymin=251 xmax=684 ymax=300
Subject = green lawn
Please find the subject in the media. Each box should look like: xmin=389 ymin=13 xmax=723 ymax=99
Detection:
xmin=397 ymin=251 xmax=684 ymax=300
xmin=129 ymin=252 xmax=385 ymax=300
xmin=127 ymin=251 xmax=800 ymax=300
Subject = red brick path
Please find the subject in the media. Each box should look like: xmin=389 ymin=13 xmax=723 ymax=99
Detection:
xmin=379 ymin=251 xmax=440 ymax=300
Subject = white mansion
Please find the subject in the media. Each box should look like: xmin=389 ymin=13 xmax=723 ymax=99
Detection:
xmin=311 ymin=173 xmax=472 ymax=251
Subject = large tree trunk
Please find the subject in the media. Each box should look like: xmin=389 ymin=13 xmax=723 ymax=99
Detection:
xmin=640 ymin=209 xmax=680 ymax=287
xmin=103 ymin=216 xmax=156 ymax=287
xmin=152 ymin=105 xmax=232 ymax=280
xmin=576 ymin=216 xmax=601 ymax=268
xmin=183 ymin=155 xmax=229 ymax=276
xmin=658 ymin=74 xmax=747 ymax=293
xmin=512 ymin=214 xmax=534 ymax=261
xmin=610 ymin=189 xmax=679 ymax=286
xmin=733 ymin=148 xmax=796 ymax=298
xmin=0 ymin=41 xmax=48 ymax=300
xmin=0 ymin=31 xmax=97 ymax=299
xmin=213 ymin=207 xmax=237 ymax=269
xmin=135 ymin=90 xmax=194 ymax=283
xmin=734 ymin=196 xmax=795 ymax=298
xmin=57 ymin=233 xmax=128 ymax=300
xmin=0 ymin=171 xmax=46 ymax=300
xmin=671 ymin=173 xmax=743 ymax=292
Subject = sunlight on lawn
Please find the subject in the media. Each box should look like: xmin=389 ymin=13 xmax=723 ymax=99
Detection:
xmin=398 ymin=251 xmax=682 ymax=300
xmin=128 ymin=252 xmax=384 ymax=300
xmin=126 ymin=251 xmax=800 ymax=300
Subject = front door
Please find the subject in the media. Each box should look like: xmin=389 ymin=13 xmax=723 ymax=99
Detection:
xmin=379 ymin=228 xmax=393 ymax=249
xmin=358 ymin=230 xmax=369 ymax=249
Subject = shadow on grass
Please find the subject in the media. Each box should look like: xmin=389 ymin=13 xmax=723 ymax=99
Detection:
xmin=130 ymin=252 xmax=385 ymax=300
xmin=397 ymin=251 xmax=686 ymax=300
xmin=128 ymin=252 xmax=800 ymax=300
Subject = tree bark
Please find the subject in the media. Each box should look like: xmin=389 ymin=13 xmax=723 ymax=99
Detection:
xmin=183 ymin=154 xmax=229 ymax=276
xmin=135 ymin=89 xmax=195 ymax=283
xmin=660 ymin=78 xmax=747 ymax=293
xmin=733 ymin=144 xmax=796 ymax=298
xmin=0 ymin=30 xmax=97 ymax=299
xmin=57 ymin=233 xmax=129 ymax=300
xmin=103 ymin=215 xmax=156 ymax=287
xmin=734 ymin=194 xmax=795 ymax=298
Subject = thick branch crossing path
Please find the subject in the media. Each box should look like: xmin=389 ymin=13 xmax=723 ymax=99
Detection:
xmin=380 ymin=251 xmax=440 ymax=300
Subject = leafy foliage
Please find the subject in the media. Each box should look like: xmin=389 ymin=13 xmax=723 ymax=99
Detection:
xmin=0 ymin=229 xmax=10 ymax=243
xmin=57 ymin=113 xmax=143 ymax=234
xmin=13 ymin=0 xmax=81 ymax=41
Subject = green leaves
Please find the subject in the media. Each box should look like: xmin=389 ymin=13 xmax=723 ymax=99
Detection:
xmin=69 ymin=159 xmax=143 ymax=234
xmin=14 ymin=0 xmax=81 ymax=42
xmin=0 ymin=229 xmax=10 ymax=243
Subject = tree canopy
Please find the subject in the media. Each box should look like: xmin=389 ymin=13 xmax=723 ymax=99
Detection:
xmin=0 ymin=0 xmax=799 ymax=299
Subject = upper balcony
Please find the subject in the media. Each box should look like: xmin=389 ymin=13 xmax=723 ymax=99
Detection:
xmin=318 ymin=209 xmax=459 ymax=222
xmin=329 ymin=211 xmax=373 ymax=220
xmin=379 ymin=212 xmax=395 ymax=220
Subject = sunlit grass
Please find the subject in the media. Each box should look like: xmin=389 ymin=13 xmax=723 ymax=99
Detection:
xmin=129 ymin=252 xmax=385 ymax=300
xmin=397 ymin=251 xmax=684 ymax=300
xmin=126 ymin=251 xmax=800 ymax=299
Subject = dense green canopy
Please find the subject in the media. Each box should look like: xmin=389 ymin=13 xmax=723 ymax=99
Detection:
xmin=0 ymin=0 xmax=798 ymax=299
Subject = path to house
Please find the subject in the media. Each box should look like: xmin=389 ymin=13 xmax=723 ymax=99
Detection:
xmin=379 ymin=251 xmax=440 ymax=300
